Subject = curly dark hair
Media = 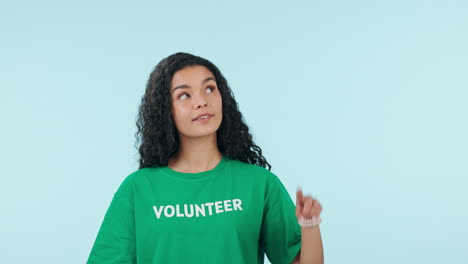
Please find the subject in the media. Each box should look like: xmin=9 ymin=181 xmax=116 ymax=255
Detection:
xmin=134 ymin=52 xmax=272 ymax=171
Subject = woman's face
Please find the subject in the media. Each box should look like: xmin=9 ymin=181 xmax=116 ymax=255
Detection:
xmin=169 ymin=65 xmax=223 ymax=139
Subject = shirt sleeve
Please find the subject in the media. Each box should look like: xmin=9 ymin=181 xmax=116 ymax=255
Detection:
xmin=86 ymin=175 xmax=136 ymax=264
xmin=259 ymin=171 xmax=302 ymax=264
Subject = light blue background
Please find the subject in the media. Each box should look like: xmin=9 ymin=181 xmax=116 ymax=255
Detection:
xmin=1 ymin=0 xmax=467 ymax=263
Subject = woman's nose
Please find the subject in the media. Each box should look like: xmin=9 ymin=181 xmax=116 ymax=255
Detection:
xmin=193 ymin=94 xmax=208 ymax=108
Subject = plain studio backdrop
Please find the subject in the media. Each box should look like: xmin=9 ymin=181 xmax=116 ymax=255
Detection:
xmin=1 ymin=0 xmax=466 ymax=263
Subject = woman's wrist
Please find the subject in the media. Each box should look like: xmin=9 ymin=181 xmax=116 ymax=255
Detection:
xmin=298 ymin=216 xmax=322 ymax=228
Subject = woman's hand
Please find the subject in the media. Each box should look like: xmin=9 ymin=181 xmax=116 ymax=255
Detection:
xmin=296 ymin=186 xmax=323 ymax=225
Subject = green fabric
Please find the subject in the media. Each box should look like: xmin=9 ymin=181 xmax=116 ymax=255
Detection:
xmin=87 ymin=155 xmax=302 ymax=264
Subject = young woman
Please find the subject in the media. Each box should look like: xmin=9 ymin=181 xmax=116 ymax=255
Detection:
xmin=87 ymin=52 xmax=323 ymax=264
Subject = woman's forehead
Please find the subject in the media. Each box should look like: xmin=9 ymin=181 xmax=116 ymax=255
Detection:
xmin=170 ymin=66 xmax=216 ymax=93
xmin=172 ymin=65 xmax=214 ymax=82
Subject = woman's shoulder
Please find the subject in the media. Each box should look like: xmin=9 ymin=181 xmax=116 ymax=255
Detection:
xmin=117 ymin=166 xmax=158 ymax=186
xmin=227 ymin=158 xmax=278 ymax=181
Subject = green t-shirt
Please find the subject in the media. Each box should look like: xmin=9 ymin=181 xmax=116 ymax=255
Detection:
xmin=86 ymin=155 xmax=302 ymax=264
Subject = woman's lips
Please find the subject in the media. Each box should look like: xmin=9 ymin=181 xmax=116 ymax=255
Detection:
xmin=192 ymin=113 xmax=214 ymax=121
xmin=193 ymin=115 xmax=213 ymax=123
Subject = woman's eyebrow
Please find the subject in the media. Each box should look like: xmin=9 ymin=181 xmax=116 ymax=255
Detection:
xmin=171 ymin=77 xmax=215 ymax=94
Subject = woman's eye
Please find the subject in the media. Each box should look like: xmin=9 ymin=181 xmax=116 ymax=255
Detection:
xmin=178 ymin=86 xmax=215 ymax=100
xmin=176 ymin=92 xmax=188 ymax=100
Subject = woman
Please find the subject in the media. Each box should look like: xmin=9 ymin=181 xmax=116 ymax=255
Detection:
xmin=87 ymin=52 xmax=323 ymax=264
